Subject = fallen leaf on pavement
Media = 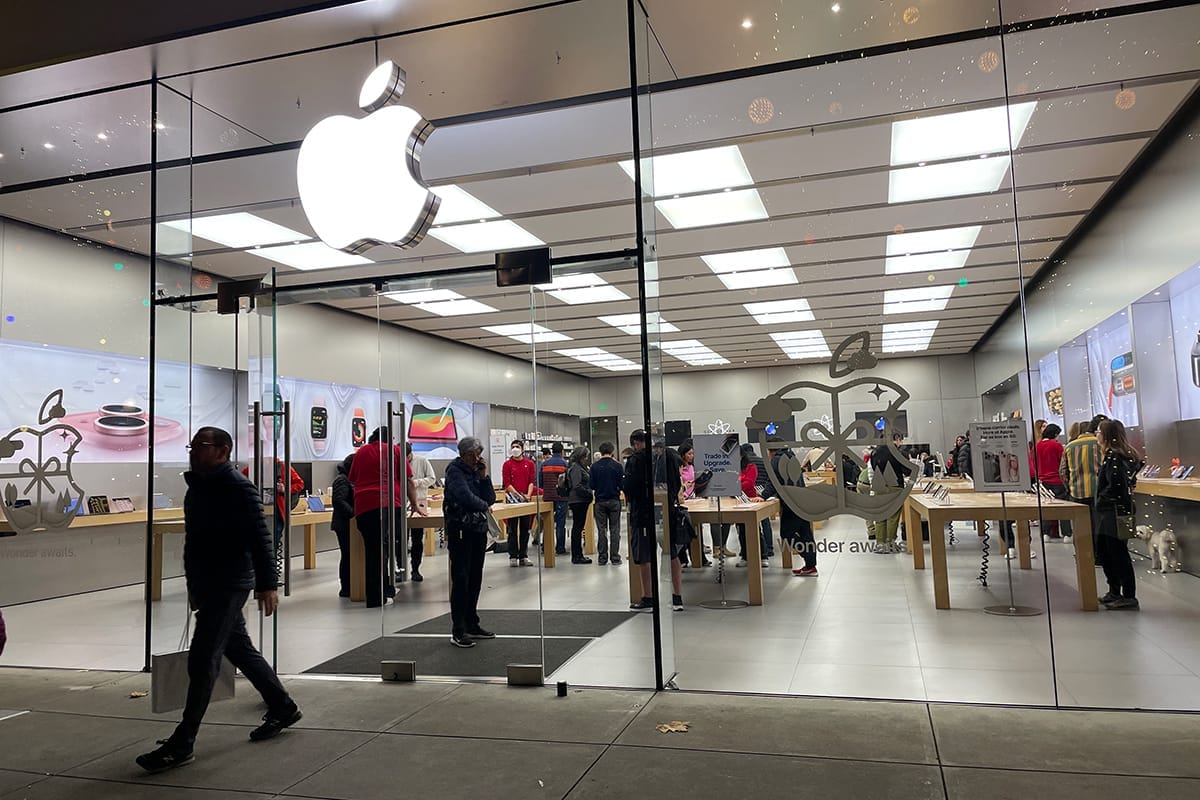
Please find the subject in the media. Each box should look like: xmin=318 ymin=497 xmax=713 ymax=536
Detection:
xmin=129 ymin=691 xmax=148 ymax=699
xmin=656 ymin=720 xmax=690 ymax=733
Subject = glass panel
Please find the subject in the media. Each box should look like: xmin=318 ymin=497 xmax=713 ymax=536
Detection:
xmin=0 ymin=85 xmax=153 ymax=670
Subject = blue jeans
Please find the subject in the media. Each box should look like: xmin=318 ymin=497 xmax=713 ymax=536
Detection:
xmin=554 ymin=501 xmax=568 ymax=552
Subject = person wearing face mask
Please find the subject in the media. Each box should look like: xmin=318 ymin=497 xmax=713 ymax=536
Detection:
xmin=502 ymin=440 xmax=536 ymax=567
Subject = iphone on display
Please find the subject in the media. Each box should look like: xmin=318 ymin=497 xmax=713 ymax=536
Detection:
xmin=721 ymin=433 xmax=740 ymax=455
xmin=351 ymin=408 xmax=367 ymax=448
xmin=310 ymin=397 xmax=328 ymax=456
xmin=1110 ymin=352 xmax=1136 ymax=396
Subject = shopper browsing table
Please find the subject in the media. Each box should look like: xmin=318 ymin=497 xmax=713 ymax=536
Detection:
xmin=136 ymin=427 xmax=301 ymax=775
xmin=444 ymin=436 xmax=498 ymax=647
xmin=624 ymin=429 xmax=685 ymax=612
xmin=590 ymin=441 xmax=625 ymax=565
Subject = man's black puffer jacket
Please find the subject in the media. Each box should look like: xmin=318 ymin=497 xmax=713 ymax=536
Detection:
xmin=183 ymin=462 xmax=277 ymax=595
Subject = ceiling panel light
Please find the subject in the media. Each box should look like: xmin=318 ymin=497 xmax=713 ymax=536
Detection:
xmin=883 ymin=286 xmax=955 ymax=314
xmin=655 ymin=188 xmax=768 ymax=229
xmin=251 ymin=242 xmax=372 ymax=270
xmin=538 ymin=274 xmax=629 ymax=305
xmin=702 ymin=247 xmax=788 ymax=273
xmin=415 ymin=299 xmax=498 ymax=316
xmin=619 ymin=145 xmax=754 ymax=197
xmin=162 ymin=212 xmax=307 ymax=249
xmin=597 ymin=313 xmax=680 ymax=336
xmin=885 ymin=225 xmax=982 ymax=275
xmin=715 ymin=269 xmax=797 ymax=290
xmin=658 ymin=339 xmax=729 ymax=366
xmin=429 ymin=220 xmax=544 ymax=253
xmin=483 ymin=323 xmax=571 ymax=344
xmin=891 ymin=102 xmax=1037 ymax=166
xmin=430 ymin=185 xmax=502 ymax=225
xmin=743 ymin=299 xmax=815 ymax=325
xmin=383 ymin=288 xmax=462 ymax=304
xmin=770 ymin=330 xmax=831 ymax=360
xmin=889 ymin=158 xmax=1015 ymax=203
xmin=882 ymin=321 xmax=939 ymax=353
xmin=555 ymin=347 xmax=640 ymax=371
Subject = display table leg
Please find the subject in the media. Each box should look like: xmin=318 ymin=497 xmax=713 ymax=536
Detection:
xmin=747 ymin=517 xmax=764 ymax=606
xmin=303 ymin=523 xmax=317 ymax=570
xmin=929 ymin=511 xmax=950 ymax=609
xmin=904 ymin=501 xmax=926 ymax=569
xmin=1016 ymin=520 xmax=1032 ymax=570
xmin=424 ymin=528 xmax=435 ymax=557
xmin=542 ymin=507 xmax=556 ymax=568
xmin=690 ymin=534 xmax=703 ymax=568
xmin=1071 ymin=510 xmax=1099 ymax=611
xmin=349 ymin=525 xmax=365 ymax=602
xmin=584 ymin=503 xmax=596 ymax=555
xmin=628 ymin=526 xmax=642 ymax=604
xmin=151 ymin=529 xmax=164 ymax=602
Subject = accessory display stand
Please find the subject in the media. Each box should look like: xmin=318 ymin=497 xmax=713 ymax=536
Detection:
xmin=984 ymin=492 xmax=1043 ymax=617
xmin=701 ymin=496 xmax=749 ymax=610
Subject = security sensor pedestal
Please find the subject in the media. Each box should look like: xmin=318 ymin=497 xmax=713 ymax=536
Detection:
xmin=381 ymin=660 xmax=416 ymax=682
xmin=984 ymin=492 xmax=1043 ymax=617
xmin=507 ymin=664 xmax=544 ymax=687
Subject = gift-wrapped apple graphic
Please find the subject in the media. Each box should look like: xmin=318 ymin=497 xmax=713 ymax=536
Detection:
xmin=746 ymin=331 xmax=916 ymax=522
xmin=0 ymin=389 xmax=86 ymax=535
xmin=297 ymin=61 xmax=441 ymax=254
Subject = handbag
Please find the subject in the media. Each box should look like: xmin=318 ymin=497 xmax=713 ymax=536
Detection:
xmin=485 ymin=509 xmax=503 ymax=549
xmin=1115 ymin=514 xmax=1136 ymax=541
xmin=152 ymin=608 xmax=235 ymax=714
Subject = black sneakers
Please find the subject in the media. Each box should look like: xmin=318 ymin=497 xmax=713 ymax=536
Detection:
xmin=135 ymin=740 xmax=194 ymax=774
xmin=451 ymin=633 xmax=476 ymax=648
xmin=672 ymin=594 xmax=683 ymax=612
xmin=630 ymin=597 xmax=655 ymax=611
xmin=249 ymin=705 xmax=303 ymax=741
xmin=467 ymin=626 xmax=496 ymax=639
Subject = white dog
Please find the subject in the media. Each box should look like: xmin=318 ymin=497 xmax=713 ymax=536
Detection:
xmin=1135 ymin=525 xmax=1182 ymax=573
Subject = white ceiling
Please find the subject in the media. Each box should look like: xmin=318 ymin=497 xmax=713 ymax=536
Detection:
xmin=0 ymin=0 xmax=1197 ymax=377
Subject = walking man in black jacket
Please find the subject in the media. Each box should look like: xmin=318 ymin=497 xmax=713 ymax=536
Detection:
xmin=137 ymin=427 xmax=302 ymax=774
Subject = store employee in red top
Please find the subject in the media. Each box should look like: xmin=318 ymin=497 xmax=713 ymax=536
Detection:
xmin=502 ymin=440 xmax=537 ymax=566
xmin=241 ymin=458 xmax=305 ymax=550
xmin=348 ymin=427 xmax=424 ymax=607
xmin=1033 ymin=422 xmax=1069 ymax=539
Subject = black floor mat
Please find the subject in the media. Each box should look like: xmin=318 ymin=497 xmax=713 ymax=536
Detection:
xmin=304 ymin=635 xmax=589 ymax=678
xmin=396 ymin=609 xmax=634 ymax=638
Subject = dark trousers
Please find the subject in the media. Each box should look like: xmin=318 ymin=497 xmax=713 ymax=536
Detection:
xmin=408 ymin=526 xmax=424 ymax=574
xmin=1097 ymin=534 xmax=1136 ymax=599
xmin=1043 ymin=483 xmax=1071 ymax=537
xmin=553 ymin=501 xmax=568 ymax=551
xmin=783 ymin=521 xmax=816 ymax=569
xmin=720 ymin=523 xmax=768 ymax=559
xmin=594 ymin=498 xmax=622 ymax=561
xmin=334 ymin=526 xmax=351 ymax=595
xmin=448 ymin=524 xmax=487 ymax=636
xmin=168 ymin=589 xmax=292 ymax=751
xmin=569 ymin=502 xmax=589 ymax=560
xmin=356 ymin=509 xmax=395 ymax=607
xmin=507 ymin=515 xmax=531 ymax=559
xmin=760 ymin=517 xmax=775 ymax=557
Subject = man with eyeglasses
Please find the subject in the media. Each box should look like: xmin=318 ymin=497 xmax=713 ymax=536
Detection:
xmin=137 ymin=427 xmax=301 ymax=774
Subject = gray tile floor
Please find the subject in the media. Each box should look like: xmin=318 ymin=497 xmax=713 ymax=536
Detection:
xmin=3 ymin=517 xmax=1199 ymax=709
xmin=1 ymin=669 xmax=1199 ymax=799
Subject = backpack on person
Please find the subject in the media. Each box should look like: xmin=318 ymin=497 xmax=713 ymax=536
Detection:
xmin=556 ymin=469 xmax=571 ymax=497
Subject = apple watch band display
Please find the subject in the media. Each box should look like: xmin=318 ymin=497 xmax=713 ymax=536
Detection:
xmin=310 ymin=397 xmax=328 ymax=456
xmin=352 ymin=408 xmax=367 ymax=448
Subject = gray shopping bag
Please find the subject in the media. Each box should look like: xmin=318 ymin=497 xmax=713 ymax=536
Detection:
xmin=151 ymin=613 xmax=235 ymax=714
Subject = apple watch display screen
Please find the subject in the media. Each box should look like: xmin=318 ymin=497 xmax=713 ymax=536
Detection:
xmin=352 ymin=412 xmax=367 ymax=447
xmin=310 ymin=406 xmax=328 ymax=439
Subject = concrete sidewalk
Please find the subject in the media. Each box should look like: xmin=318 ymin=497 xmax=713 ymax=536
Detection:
xmin=1 ymin=668 xmax=1199 ymax=799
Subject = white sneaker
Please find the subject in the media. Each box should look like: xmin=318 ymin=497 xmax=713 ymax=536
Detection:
xmin=1062 ymin=535 xmax=1073 ymax=544
xmin=520 ymin=558 xmax=534 ymax=567
xmin=1006 ymin=548 xmax=1016 ymax=560
xmin=737 ymin=558 xmax=747 ymax=567
xmin=1042 ymin=534 xmax=1051 ymax=542
xmin=510 ymin=558 xmax=519 ymax=568
xmin=760 ymin=559 xmax=769 ymax=568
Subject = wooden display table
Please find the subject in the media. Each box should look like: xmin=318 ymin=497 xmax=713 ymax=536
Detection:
xmin=0 ymin=507 xmax=184 ymax=534
xmin=902 ymin=492 xmax=1096 ymax=611
xmin=628 ymin=498 xmax=779 ymax=607
xmin=1134 ymin=478 xmax=1200 ymax=502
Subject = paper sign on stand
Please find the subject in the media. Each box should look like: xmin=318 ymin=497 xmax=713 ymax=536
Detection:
xmin=692 ymin=433 xmax=742 ymax=498
xmin=968 ymin=421 xmax=1031 ymax=493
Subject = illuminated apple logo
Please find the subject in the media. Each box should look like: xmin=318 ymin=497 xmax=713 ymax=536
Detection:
xmin=297 ymin=61 xmax=441 ymax=254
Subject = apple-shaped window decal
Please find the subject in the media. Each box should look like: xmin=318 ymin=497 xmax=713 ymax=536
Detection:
xmin=296 ymin=61 xmax=441 ymax=255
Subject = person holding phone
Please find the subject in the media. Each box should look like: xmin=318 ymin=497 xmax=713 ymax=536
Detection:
xmin=443 ymin=437 xmax=498 ymax=647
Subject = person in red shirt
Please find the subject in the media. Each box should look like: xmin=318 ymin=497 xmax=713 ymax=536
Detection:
xmin=718 ymin=446 xmax=763 ymax=567
xmin=241 ymin=458 xmax=305 ymax=550
xmin=501 ymin=440 xmax=536 ymax=566
xmin=1034 ymin=423 xmax=1069 ymax=539
xmin=348 ymin=427 xmax=424 ymax=607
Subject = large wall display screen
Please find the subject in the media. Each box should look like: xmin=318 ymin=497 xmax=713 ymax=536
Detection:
xmin=1086 ymin=312 xmax=1140 ymax=427
xmin=1038 ymin=351 xmax=1065 ymax=429
xmin=1170 ymin=279 xmax=1200 ymax=420
xmin=403 ymin=393 xmax=479 ymax=460
xmin=269 ymin=376 xmax=400 ymax=461
xmin=0 ymin=339 xmax=234 ymax=463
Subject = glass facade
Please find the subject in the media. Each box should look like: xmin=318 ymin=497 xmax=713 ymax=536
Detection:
xmin=0 ymin=0 xmax=1198 ymax=709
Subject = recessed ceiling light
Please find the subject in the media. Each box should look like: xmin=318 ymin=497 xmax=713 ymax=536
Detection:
xmin=883 ymin=320 xmax=939 ymax=352
xmin=42 ymin=142 xmax=54 ymax=150
xmin=891 ymin=102 xmax=1037 ymax=166
xmin=890 ymin=159 xmax=1013 ymax=203
xmin=831 ymin=2 xmax=841 ymax=12
xmin=154 ymin=121 xmax=166 ymax=130
xmin=383 ymin=288 xmax=462 ymax=304
xmin=658 ymin=339 xmax=729 ymax=366
xmin=770 ymin=330 xmax=831 ymax=360
xmin=430 ymin=185 xmax=502 ymax=225
xmin=883 ymin=286 xmax=955 ymax=314
xmin=251 ymin=242 xmax=372 ymax=270
xmin=97 ymin=132 xmax=108 ymax=141
xmin=703 ymin=247 xmax=788 ymax=273
xmin=741 ymin=18 xmax=753 ymax=29
xmin=162 ymin=212 xmax=308 ymax=249
xmin=597 ymin=313 xmax=680 ymax=336
xmin=620 ymin=145 xmax=754 ymax=197
xmin=716 ymin=269 xmax=797 ymax=290
xmin=655 ymin=188 xmax=768 ymax=229
xmin=885 ymin=225 xmax=982 ymax=275
xmin=428 ymin=220 xmax=543 ymax=253
xmin=538 ymin=274 xmax=630 ymax=305
xmin=555 ymin=347 xmax=640 ymax=371
xmin=414 ymin=299 xmax=498 ymax=316
xmin=483 ymin=323 xmax=571 ymax=344
xmin=744 ymin=299 xmax=815 ymax=325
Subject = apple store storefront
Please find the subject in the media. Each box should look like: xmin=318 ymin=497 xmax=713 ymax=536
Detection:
xmin=2 ymin=0 xmax=1200 ymax=711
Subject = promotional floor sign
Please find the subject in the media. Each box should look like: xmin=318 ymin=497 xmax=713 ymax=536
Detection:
xmin=969 ymin=421 xmax=1030 ymax=492
xmin=692 ymin=434 xmax=742 ymax=497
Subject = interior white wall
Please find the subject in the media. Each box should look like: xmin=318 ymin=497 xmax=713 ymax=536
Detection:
xmin=591 ymin=354 xmax=983 ymax=458
xmin=974 ymin=105 xmax=1200 ymax=394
